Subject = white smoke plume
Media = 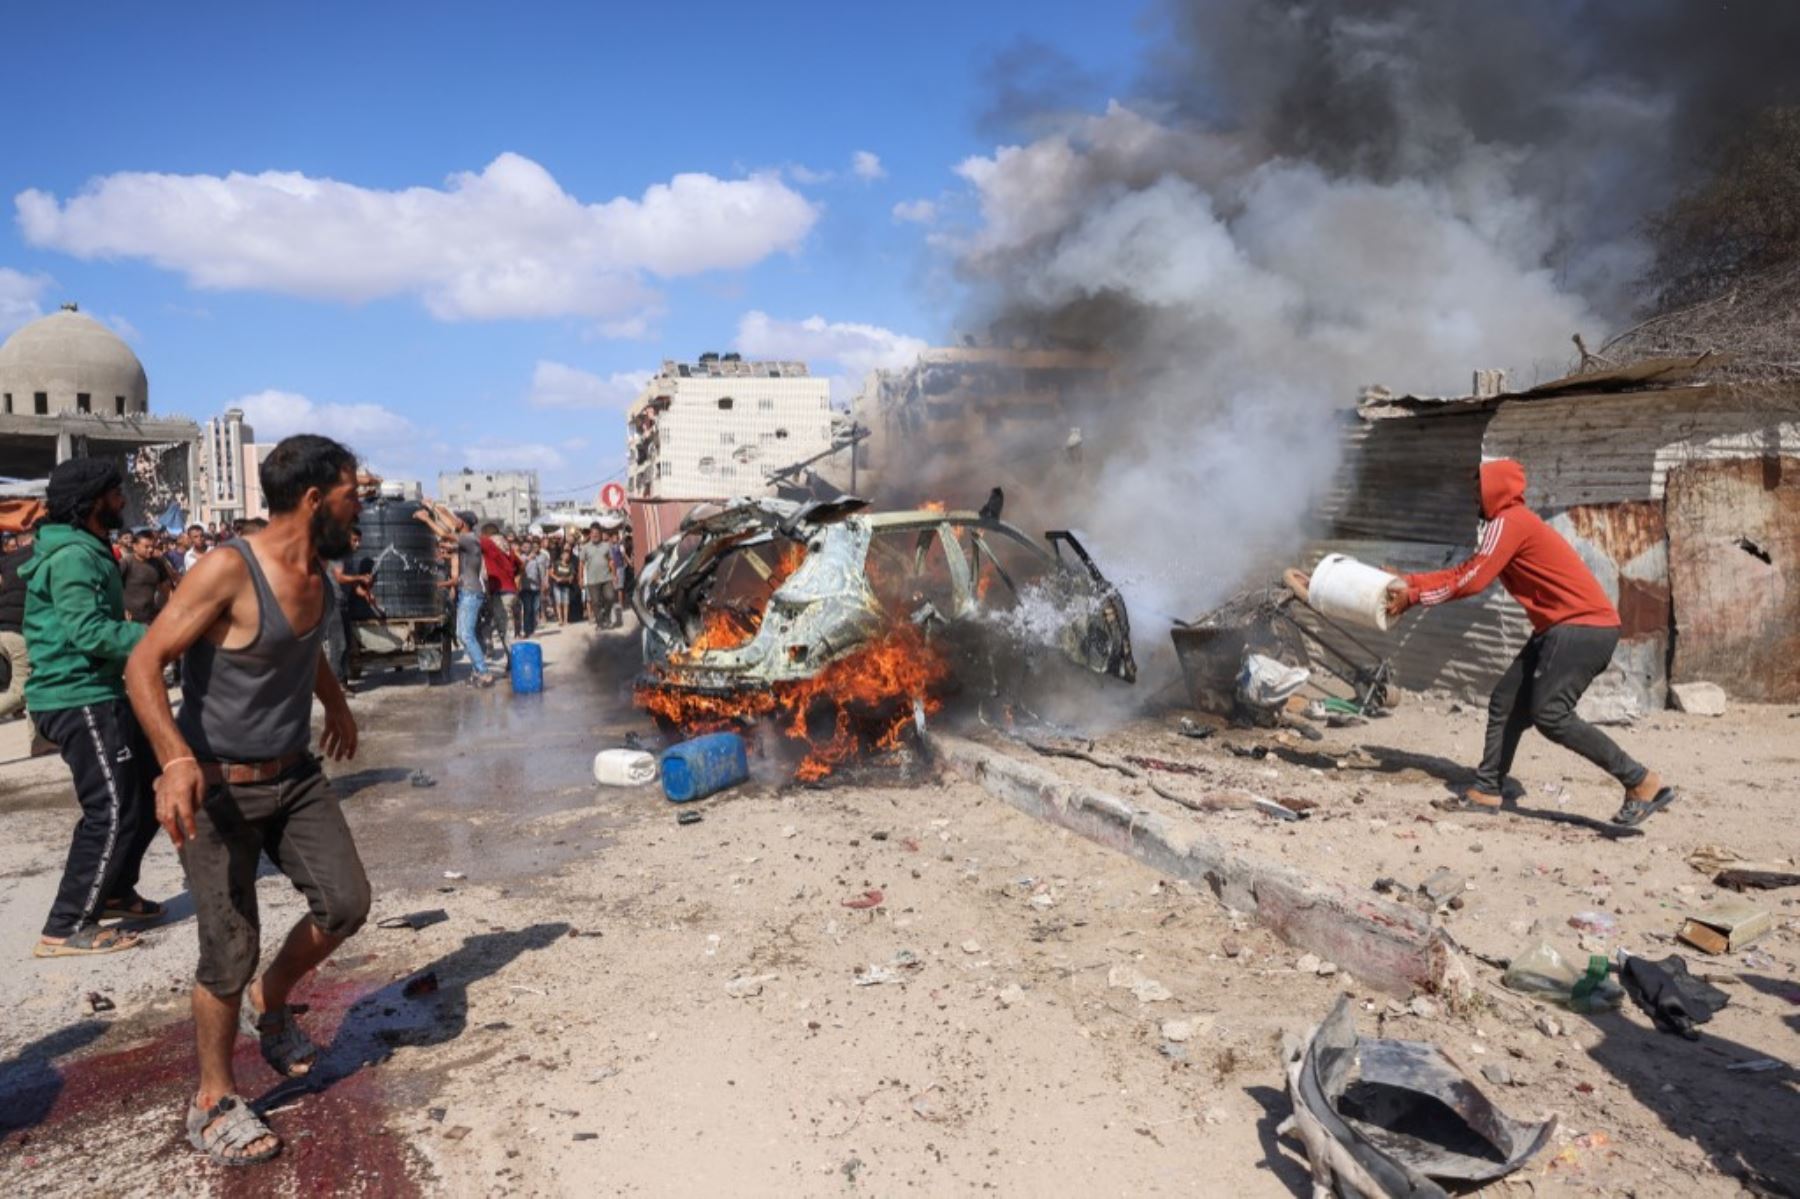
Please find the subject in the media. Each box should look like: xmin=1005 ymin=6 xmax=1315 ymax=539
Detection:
xmin=939 ymin=0 xmax=1800 ymax=630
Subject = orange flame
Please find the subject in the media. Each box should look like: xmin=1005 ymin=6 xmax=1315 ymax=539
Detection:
xmin=637 ymin=623 xmax=950 ymax=780
xmin=920 ymin=499 xmax=947 ymax=513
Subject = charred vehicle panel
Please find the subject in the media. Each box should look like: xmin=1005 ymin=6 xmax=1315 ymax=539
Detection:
xmin=633 ymin=496 xmax=1136 ymax=697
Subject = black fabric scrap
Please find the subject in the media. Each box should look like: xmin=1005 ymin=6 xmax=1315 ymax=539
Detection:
xmin=1620 ymin=953 xmax=1729 ymax=1040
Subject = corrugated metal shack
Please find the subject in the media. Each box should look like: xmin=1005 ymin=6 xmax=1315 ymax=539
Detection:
xmin=1310 ymin=356 xmax=1800 ymax=714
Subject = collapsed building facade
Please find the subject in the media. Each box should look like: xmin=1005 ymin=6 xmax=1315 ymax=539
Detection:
xmin=1312 ymin=357 xmax=1799 ymax=713
xmin=0 ymin=303 xmax=200 ymax=526
xmin=849 ymin=346 xmax=1116 ymax=512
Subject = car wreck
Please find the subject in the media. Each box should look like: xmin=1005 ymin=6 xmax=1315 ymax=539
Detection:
xmin=632 ymin=495 xmax=1136 ymax=777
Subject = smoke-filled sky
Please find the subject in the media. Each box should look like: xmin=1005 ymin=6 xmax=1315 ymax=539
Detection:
xmin=939 ymin=0 xmax=1800 ymax=622
xmin=5 ymin=0 xmax=1797 ymax=550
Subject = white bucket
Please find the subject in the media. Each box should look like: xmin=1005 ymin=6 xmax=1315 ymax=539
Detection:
xmin=593 ymin=748 xmax=658 ymax=787
xmin=1308 ymin=554 xmax=1400 ymax=632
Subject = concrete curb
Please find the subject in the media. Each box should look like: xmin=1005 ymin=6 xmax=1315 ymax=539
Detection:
xmin=932 ymin=733 xmax=1465 ymax=998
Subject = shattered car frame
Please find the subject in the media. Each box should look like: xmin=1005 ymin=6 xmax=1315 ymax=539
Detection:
xmin=633 ymin=496 xmax=1136 ymax=695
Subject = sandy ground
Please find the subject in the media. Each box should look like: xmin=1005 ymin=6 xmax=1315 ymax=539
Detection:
xmin=0 ymin=622 xmax=1795 ymax=1196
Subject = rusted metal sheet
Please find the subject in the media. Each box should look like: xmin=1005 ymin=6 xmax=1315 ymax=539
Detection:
xmin=1318 ymin=410 xmax=1491 ymax=545
xmin=1666 ymin=457 xmax=1800 ymax=702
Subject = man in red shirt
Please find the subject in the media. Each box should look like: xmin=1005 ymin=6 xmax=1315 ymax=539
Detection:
xmin=1386 ymin=459 xmax=1675 ymax=828
xmin=478 ymin=524 xmax=521 ymax=664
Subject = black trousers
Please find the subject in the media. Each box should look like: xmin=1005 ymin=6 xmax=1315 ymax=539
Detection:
xmin=37 ymin=699 xmax=161 ymax=937
xmin=1474 ymin=623 xmax=1647 ymax=795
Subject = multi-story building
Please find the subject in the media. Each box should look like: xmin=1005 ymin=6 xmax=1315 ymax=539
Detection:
xmin=437 ymin=467 xmax=540 ymax=531
xmin=626 ymin=353 xmax=834 ymax=499
xmin=197 ymin=408 xmax=272 ymax=526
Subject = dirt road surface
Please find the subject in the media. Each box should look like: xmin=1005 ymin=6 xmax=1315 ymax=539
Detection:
xmin=1 ymin=623 xmax=1795 ymax=1196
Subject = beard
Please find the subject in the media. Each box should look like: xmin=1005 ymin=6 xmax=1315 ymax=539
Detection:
xmin=313 ymin=508 xmax=354 ymax=559
xmin=97 ymin=503 xmax=125 ymax=531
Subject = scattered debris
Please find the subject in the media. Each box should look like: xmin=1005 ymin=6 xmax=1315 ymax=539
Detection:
xmin=1670 ymin=681 xmax=1727 ymax=716
xmin=960 ymin=939 xmax=982 ymax=955
xmin=995 ymin=984 xmax=1025 ymax=1009
xmin=677 ymin=811 xmax=704 ymax=826
xmin=1686 ymin=844 xmax=1800 ymax=891
xmin=1176 ymin=717 xmax=1214 ymax=740
xmin=840 ymin=889 xmax=884 ymax=910
xmin=443 ymin=871 xmax=466 ymax=881
xmin=82 ymin=991 xmax=114 ymax=1015
xmin=1503 ymin=941 xmax=1624 ymax=1011
xmin=1161 ymin=1019 xmax=1195 ymax=1042
xmin=1108 ymin=964 xmax=1173 ymax=1004
xmin=853 ymin=966 xmax=900 ymax=987
xmin=1335 ymin=748 xmax=1380 ymax=770
xmin=1480 ymin=1063 xmax=1515 ymax=1087
xmin=1619 ymin=952 xmax=1730 ymax=1040
xmin=443 ymin=1125 xmax=471 ymax=1141
xmin=376 ymin=908 xmax=450 ymax=931
xmin=725 ymin=973 xmax=779 ymax=999
xmin=1678 ymin=897 xmax=1773 ymax=954
xmin=1725 ymin=1058 xmax=1785 ymax=1073
xmin=1418 ymin=868 xmax=1466 ymax=910
xmin=1535 ymin=1013 xmax=1563 ymax=1038
xmin=408 ymin=769 xmax=437 ymax=788
xmin=1280 ymin=996 xmax=1555 ymax=1193
xmin=1567 ymin=911 xmax=1618 ymax=938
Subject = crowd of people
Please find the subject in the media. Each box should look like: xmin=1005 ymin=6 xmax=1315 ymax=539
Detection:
xmin=1 ymin=500 xmax=635 ymax=710
xmin=4 ymin=444 xmax=646 ymax=1164
xmin=410 ymin=503 xmax=632 ymax=688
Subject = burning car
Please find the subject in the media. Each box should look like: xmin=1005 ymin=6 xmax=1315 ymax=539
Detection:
xmin=633 ymin=496 xmax=1136 ymax=778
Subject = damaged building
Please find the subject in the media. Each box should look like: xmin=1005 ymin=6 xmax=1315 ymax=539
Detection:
xmin=0 ymin=303 xmax=199 ymax=523
xmin=851 ymin=346 xmax=1116 ymax=507
xmin=1311 ymin=356 xmax=1800 ymax=715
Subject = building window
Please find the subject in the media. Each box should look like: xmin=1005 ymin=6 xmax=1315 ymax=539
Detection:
xmin=115 ymin=396 xmax=125 ymax=415
xmin=77 ymin=392 xmax=91 ymax=413
xmin=719 ymin=431 xmax=735 ymax=445
xmin=757 ymin=397 xmax=774 ymax=412
xmin=717 ymin=397 xmax=734 ymax=411
xmin=697 ymin=456 xmax=716 ymax=476
xmin=2 ymin=393 xmax=9 ymax=414
xmin=34 ymin=392 xmax=48 ymax=415
xmin=774 ymin=427 xmax=789 ymax=439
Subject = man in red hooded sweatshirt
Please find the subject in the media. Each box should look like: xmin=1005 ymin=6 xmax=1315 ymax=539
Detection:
xmin=1385 ymin=459 xmax=1676 ymax=828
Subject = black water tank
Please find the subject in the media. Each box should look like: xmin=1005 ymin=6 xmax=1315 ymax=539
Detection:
xmin=355 ymin=499 xmax=442 ymax=619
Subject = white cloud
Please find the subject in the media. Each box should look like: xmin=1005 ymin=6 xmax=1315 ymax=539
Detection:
xmin=527 ymin=360 xmax=651 ymax=411
xmin=0 ymin=267 xmax=51 ymax=336
xmin=458 ymin=440 xmax=566 ymax=472
xmin=851 ymin=151 xmax=886 ymax=181
xmin=788 ymin=164 xmax=835 ymax=185
xmin=236 ymin=389 xmax=414 ymax=452
xmin=892 ymin=199 xmax=938 ymax=224
xmin=735 ymin=311 xmax=927 ymax=395
xmin=16 ymin=154 xmax=819 ymax=327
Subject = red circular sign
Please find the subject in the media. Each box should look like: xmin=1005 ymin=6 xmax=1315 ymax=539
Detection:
xmin=600 ymin=482 xmax=626 ymax=509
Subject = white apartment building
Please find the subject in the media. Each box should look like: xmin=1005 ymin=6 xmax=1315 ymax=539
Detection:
xmin=198 ymin=408 xmax=273 ymax=526
xmin=437 ymin=467 xmax=540 ymax=531
xmin=627 ymin=353 xmax=834 ymax=499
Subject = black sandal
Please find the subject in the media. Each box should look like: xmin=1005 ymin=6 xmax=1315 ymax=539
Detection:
xmin=102 ymin=893 xmax=166 ymax=921
xmin=1612 ymin=786 xmax=1678 ymax=827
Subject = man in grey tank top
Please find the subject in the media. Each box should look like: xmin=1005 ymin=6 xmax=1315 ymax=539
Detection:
xmin=125 ymin=435 xmax=368 ymax=1167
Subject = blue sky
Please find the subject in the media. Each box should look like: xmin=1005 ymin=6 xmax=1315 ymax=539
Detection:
xmin=0 ymin=1 xmax=1151 ymax=501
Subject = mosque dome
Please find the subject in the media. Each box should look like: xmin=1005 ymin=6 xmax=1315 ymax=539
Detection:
xmin=0 ymin=303 xmax=149 ymax=418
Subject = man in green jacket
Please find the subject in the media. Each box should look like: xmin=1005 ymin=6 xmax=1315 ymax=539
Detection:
xmin=23 ymin=459 xmax=166 ymax=957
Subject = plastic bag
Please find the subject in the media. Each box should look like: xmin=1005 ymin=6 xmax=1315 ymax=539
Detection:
xmin=1502 ymin=941 xmax=1623 ymax=1012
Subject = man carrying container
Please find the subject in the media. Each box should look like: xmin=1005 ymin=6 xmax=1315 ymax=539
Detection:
xmin=1384 ymin=458 xmax=1676 ymax=828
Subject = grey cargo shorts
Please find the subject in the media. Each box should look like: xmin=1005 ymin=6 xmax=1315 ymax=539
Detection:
xmin=178 ymin=759 xmax=371 ymax=997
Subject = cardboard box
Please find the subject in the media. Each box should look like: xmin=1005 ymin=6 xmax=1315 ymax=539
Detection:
xmin=1677 ymin=898 xmax=1774 ymax=955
